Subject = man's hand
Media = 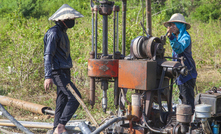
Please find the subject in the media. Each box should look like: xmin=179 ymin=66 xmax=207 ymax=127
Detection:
xmin=44 ymin=78 xmax=53 ymax=92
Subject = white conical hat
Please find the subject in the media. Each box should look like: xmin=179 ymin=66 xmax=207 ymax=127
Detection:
xmin=49 ymin=4 xmax=84 ymax=21
xmin=164 ymin=13 xmax=191 ymax=30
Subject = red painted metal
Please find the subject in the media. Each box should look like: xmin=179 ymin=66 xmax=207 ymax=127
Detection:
xmin=88 ymin=59 xmax=119 ymax=77
xmin=118 ymin=60 xmax=157 ymax=90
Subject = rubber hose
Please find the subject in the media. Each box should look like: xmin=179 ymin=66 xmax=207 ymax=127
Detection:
xmin=0 ymin=103 xmax=33 ymax=134
xmin=91 ymin=117 xmax=126 ymax=134
xmin=142 ymin=114 xmax=167 ymax=134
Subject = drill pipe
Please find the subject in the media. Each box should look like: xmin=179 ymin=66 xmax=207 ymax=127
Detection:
xmin=0 ymin=96 xmax=53 ymax=115
xmin=89 ymin=52 xmax=95 ymax=108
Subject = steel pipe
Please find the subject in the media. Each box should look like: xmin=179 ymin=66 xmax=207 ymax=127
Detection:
xmin=116 ymin=10 xmax=119 ymax=51
xmin=101 ymin=79 xmax=108 ymax=113
xmin=0 ymin=96 xmax=52 ymax=115
xmin=78 ymin=121 xmax=92 ymax=134
xmin=91 ymin=7 xmax=95 ymax=51
xmin=89 ymin=52 xmax=95 ymax=108
xmin=113 ymin=5 xmax=116 ymax=59
xmin=0 ymin=103 xmax=33 ymax=134
xmin=122 ymin=0 xmax=127 ymax=57
xmin=146 ymin=0 xmax=152 ymax=35
xmin=114 ymin=78 xmax=119 ymax=109
xmin=94 ymin=5 xmax=99 ymax=59
xmin=102 ymin=15 xmax=108 ymax=56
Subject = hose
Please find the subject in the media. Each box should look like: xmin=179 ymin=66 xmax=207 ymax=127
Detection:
xmin=91 ymin=117 xmax=126 ymax=134
xmin=0 ymin=103 xmax=34 ymax=134
xmin=142 ymin=114 xmax=167 ymax=134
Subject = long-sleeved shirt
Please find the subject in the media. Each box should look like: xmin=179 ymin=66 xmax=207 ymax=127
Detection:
xmin=44 ymin=22 xmax=73 ymax=79
xmin=168 ymin=22 xmax=197 ymax=85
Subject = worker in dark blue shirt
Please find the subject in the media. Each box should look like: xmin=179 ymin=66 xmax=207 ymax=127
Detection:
xmin=164 ymin=13 xmax=197 ymax=114
xmin=44 ymin=4 xmax=84 ymax=134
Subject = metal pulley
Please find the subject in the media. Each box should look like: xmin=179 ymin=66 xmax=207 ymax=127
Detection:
xmin=132 ymin=36 xmax=148 ymax=59
xmin=145 ymin=37 xmax=164 ymax=60
xmin=131 ymin=36 xmax=164 ymax=59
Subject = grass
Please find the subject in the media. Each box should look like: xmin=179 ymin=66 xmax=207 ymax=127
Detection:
xmin=0 ymin=2 xmax=221 ymax=134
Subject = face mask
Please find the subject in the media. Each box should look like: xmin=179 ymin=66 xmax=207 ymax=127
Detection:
xmin=63 ymin=19 xmax=75 ymax=28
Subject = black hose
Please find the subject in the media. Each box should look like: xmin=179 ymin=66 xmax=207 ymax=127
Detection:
xmin=142 ymin=114 xmax=167 ymax=134
xmin=0 ymin=103 xmax=33 ymax=134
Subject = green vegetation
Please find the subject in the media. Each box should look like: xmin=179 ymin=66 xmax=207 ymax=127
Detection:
xmin=0 ymin=0 xmax=220 ymax=127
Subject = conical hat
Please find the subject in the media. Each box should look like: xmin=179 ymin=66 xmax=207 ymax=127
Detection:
xmin=164 ymin=13 xmax=191 ymax=30
xmin=49 ymin=4 xmax=84 ymax=21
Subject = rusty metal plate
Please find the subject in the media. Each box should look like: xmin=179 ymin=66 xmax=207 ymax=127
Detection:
xmin=88 ymin=59 xmax=118 ymax=77
xmin=118 ymin=60 xmax=157 ymax=90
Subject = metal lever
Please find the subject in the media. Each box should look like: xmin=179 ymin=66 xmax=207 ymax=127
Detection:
xmin=140 ymin=22 xmax=150 ymax=38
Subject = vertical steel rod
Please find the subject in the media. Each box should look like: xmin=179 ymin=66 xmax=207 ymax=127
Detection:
xmin=146 ymin=0 xmax=152 ymax=35
xmin=168 ymin=78 xmax=173 ymax=113
xmin=89 ymin=52 xmax=95 ymax=109
xmin=101 ymin=79 xmax=108 ymax=113
xmin=91 ymin=8 xmax=94 ymax=51
xmin=114 ymin=78 xmax=119 ymax=109
xmin=95 ymin=5 xmax=98 ymax=59
xmin=102 ymin=15 xmax=108 ymax=56
xmin=90 ymin=77 xmax=95 ymax=109
xmin=116 ymin=12 xmax=119 ymax=51
xmin=113 ymin=6 xmax=116 ymax=59
xmin=122 ymin=0 xmax=127 ymax=57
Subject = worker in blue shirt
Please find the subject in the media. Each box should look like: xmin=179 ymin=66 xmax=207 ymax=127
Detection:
xmin=164 ymin=13 xmax=197 ymax=114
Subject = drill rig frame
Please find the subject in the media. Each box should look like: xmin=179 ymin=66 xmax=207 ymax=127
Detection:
xmin=87 ymin=0 xmax=220 ymax=134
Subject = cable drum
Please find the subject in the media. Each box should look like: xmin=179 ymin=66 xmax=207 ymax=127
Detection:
xmin=145 ymin=37 xmax=162 ymax=59
xmin=132 ymin=36 xmax=142 ymax=59
xmin=132 ymin=36 xmax=148 ymax=59
xmin=132 ymin=36 xmax=163 ymax=59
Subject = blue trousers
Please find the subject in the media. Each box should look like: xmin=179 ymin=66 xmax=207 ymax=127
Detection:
xmin=52 ymin=69 xmax=81 ymax=131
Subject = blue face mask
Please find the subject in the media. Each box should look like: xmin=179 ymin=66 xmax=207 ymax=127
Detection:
xmin=63 ymin=19 xmax=75 ymax=28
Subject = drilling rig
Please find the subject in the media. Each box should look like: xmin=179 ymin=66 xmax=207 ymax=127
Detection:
xmin=86 ymin=0 xmax=221 ymax=133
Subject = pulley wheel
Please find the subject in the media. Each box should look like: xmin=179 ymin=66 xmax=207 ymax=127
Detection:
xmin=145 ymin=37 xmax=162 ymax=59
xmin=133 ymin=36 xmax=148 ymax=59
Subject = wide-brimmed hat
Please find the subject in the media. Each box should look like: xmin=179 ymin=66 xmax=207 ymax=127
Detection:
xmin=163 ymin=13 xmax=191 ymax=30
xmin=49 ymin=4 xmax=84 ymax=21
